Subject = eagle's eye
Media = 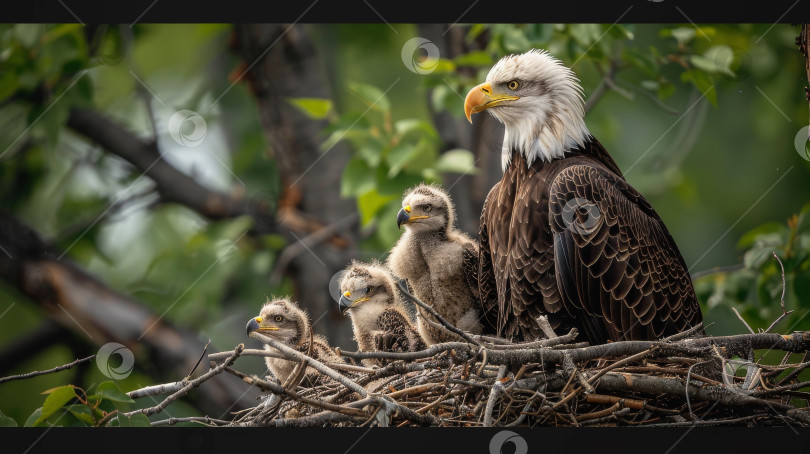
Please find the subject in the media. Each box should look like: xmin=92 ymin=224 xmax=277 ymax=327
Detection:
xmin=274 ymin=315 xmax=283 ymax=322
xmin=423 ymin=204 xmax=432 ymax=212
xmin=507 ymin=80 xmax=520 ymax=90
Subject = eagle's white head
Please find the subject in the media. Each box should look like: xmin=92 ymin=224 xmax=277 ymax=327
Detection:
xmin=464 ymin=49 xmax=590 ymax=170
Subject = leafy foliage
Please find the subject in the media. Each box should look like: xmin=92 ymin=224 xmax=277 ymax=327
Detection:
xmin=1 ymin=22 xmax=809 ymax=425
xmin=316 ymin=82 xmax=477 ymax=248
xmin=23 ymin=381 xmax=146 ymax=427
xmin=695 ymin=204 xmax=810 ymax=332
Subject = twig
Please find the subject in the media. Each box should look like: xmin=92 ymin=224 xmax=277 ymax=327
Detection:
xmin=483 ymin=365 xmax=507 ymax=427
xmin=249 ymin=332 xmax=367 ymax=397
xmin=586 ymin=348 xmax=653 ymax=385
xmin=186 ymin=339 xmax=211 ymax=379
xmin=0 ymin=355 xmax=95 ymax=384
xmin=765 ymin=251 xmax=792 ymax=333
xmin=128 ymin=381 xmax=188 ymax=399
xmin=123 ymin=344 xmax=244 ymax=418
xmin=222 ymin=367 xmax=369 ymax=417
xmin=208 ymin=348 xmax=375 ymax=373
xmin=151 ymin=416 xmax=231 ymax=427
xmin=731 ymin=307 xmax=755 ymax=334
xmin=535 ymin=315 xmax=558 ymax=339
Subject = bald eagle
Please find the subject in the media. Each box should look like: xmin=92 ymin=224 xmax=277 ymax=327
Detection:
xmin=465 ymin=49 xmax=703 ymax=344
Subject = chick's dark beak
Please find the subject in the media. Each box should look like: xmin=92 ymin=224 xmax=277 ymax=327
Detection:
xmin=338 ymin=294 xmax=352 ymax=315
xmin=246 ymin=317 xmax=260 ymax=336
xmin=396 ymin=208 xmax=410 ymax=229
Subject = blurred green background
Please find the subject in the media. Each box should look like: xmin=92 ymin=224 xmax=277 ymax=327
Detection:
xmin=1 ymin=23 xmax=809 ymax=426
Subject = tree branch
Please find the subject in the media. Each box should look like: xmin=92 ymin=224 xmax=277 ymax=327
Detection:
xmin=0 ymin=355 xmax=95 ymax=384
xmin=66 ymin=107 xmax=277 ymax=233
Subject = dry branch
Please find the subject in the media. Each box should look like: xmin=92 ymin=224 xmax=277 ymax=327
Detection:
xmin=117 ymin=324 xmax=810 ymax=427
xmin=0 ymin=355 xmax=95 ymax=384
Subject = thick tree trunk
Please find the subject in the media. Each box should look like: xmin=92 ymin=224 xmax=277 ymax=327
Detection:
xmin=232 ymin=24 xmax=358 ymax=348
xmin=416 ymin=24 xmax=504 ymax=237
xmin=0 ymin=212 xmax=257 ymax=417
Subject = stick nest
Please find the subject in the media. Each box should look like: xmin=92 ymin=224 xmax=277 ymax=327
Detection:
xmin=197 ymin=325 xmax=810 ymax=428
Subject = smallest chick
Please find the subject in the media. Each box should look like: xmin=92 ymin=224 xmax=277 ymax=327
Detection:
xmin=338 ymin=261 xmax=426 ymax=364
xmin=246 ymin=297 xmax=342 ymax=387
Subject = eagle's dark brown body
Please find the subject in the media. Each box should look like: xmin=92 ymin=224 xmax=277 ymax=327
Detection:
xmin=478 ymin=136 xmax=703 ymax=344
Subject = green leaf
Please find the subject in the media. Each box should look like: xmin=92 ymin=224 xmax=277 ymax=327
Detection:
xmin=657 ymin=82 xmax=676 ymax=100
xmin=794 ymin=265 xmax=810 ymax=317
xmin=502 ymin=27 xmax=531 ymax=52
xmin=357 ymin=190 xmax=397 ymax=226
xmin=435 ymin=149 xmax=479 ymax=175
xmin=737 ymin=222 xmax=787 ymax=249
xmin=387 ymin=144 xmax=422 ymax=177
xmin=321 ymin=127 xmax=372 ymax=152
xmin=703 ymin=45 xmax=735 ymax=77
xmin=25 ymin=408 xmax=43 ymax=427
xmin=666 ymin=27 xmax=696 ymax=46
xmin=90 ymin=381 xmax=135 ymax=404
xmin=466 ymin=24 xmax=488 ymax=42
xmin=129 ymin=413 xmax=151 ymax=427
xmin=64 ymin=405 xmax=94 ymax=426
xmin=688 ymin=55 xmax=718 ymax=74
xmin=38 ymin=386 xmax=77 ymax=423
xmin=0 ymin=410 xmax=18 ymax=427
xmin=287 ymin=98 xmax=333 ymax=120
xmin=341 ymin=156 xmax=375 ymax=198
xmin=375 ymin=199 xmax=407 ymax=247
xmin=394 ymin=119 xmax=438 ymax=142
xmin=375 ymin=166 xmax=424 ymax=196
xmin=569 ymin=24 xmax=600 ymax=47
xmin=610 ymin=24 xmax=635 ymax=40
xmin=744 ymin=242 xmax=781 ymax=269
xmin=430 ymin=58 xmax=457 ymax=74
xmin=348 ymin=82 xmax=389 ymax=113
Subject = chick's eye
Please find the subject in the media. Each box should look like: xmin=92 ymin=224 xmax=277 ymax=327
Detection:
xmin=508 ymin=80 xmax=520 ymax=90
xmin=423 ymin=204 xmax=432 ymax=212
xmin=274 ymin=315 xmax=283 ymax=322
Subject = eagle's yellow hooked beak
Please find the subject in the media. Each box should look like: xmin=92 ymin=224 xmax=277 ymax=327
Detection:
xmin=245 ymin=316 xmax=279 ymax=336
xmin=464 ymin=82 xmax=519 ymax=123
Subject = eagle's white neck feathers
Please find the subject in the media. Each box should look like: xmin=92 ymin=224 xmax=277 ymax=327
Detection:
xmin=485 ymin=49 xmax=590 ymax=170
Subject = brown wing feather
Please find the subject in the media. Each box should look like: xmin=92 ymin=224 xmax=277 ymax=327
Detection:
xmin=461 ymin=240 xmax=482 ymax=309
xmin=478 ymin=185 xmax=501 ymax=336
xmin=548 ymin=164 xmax=703 ymax=343
xmin=376 ymin=309 xmax=426 ymax=352
xmin=481 ymin=157 xmax=568 ymax=340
